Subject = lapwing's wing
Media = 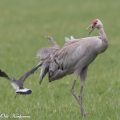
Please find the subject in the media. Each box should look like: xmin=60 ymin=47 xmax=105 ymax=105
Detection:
xmin=18 ymin=63 xmax=42 ymax=83
xmin=0 ymin=69 xmax=12 ymax=81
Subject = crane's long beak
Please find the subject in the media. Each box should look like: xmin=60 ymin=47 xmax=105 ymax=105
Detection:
xmin=87 ymin=24 xmax=94 ymax=35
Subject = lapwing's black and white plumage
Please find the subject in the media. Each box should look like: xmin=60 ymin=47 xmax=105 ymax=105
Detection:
xmin=0 ymin=63 xmax=42 ymax=95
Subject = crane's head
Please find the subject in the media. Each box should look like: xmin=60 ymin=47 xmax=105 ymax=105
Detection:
xmin=87 ymin=19 xmax=103 ymax=35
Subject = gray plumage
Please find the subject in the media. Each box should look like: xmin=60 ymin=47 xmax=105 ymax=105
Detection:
xmin=37 ymin=36 xmax=60 ymax=84
xmin=38 ymin=19 xmax=108 ymax=116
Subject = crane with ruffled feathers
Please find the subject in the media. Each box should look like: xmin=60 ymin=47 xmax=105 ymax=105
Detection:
xmin=37 ymin=19 xmax=108 ymax=116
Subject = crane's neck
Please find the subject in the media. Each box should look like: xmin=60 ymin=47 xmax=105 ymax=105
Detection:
xmin=98 ymin=26 xmax=108 ymax=53
xmin=99 ymin=27 xmax=107 ymax=43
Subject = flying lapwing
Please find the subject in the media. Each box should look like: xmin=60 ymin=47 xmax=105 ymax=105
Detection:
xmin=0 ymin=63 xmax=42 ymax=95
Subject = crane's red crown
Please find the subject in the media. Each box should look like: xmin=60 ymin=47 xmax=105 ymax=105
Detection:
xmin=88 ymin=19 xmax=102 ymax=34
xmin=91 ymin=19 xmax=98 ymax=27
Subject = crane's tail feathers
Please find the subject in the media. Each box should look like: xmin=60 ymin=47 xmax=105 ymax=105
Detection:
xmin=37 ymin=47 xmax=60 ymax=61
xmin=39 ymin=63 xmax=49 ymax=85
xmin=37 ymin=48 xmax=51 ymax=60
xmin=0 ymin=69 xmax=11 ymax=80
xmin=37 ymin=36 xmax=60 ymax=61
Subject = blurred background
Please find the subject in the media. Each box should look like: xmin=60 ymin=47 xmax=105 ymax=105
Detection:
xmin=0 ymin=0 xmax=119 ymax=120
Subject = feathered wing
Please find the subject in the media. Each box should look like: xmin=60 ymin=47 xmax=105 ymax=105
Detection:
xmin=18 ymin=63 xmax=42 ymax=83
xmin=48 ymin=42 xmax=82 ymax=80
xmin=37 ymin=46 xmax=60 ymax=82
xmin=50 ymin=39 xmax=95 ymax=79
xmin=38 ymin=38 xmax=87 ymax=81
xmin=37 ymin=37 xmax=60 ymax=83
xmin=56 ymin=41 xmax=82 ymax=68
xmin=0 ymin=69 xmax=11 ymax=81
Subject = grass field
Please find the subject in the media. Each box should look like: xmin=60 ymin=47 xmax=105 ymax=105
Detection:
xmin=0 ymin=0 xmax=120 ymax=120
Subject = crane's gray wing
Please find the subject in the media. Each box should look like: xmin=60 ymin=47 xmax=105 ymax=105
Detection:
xmin=37 ymin=37 xmax=61 ymax=84
xmin=38 ymin=46 xmax=60 ymax=84
xmin=18 ymin=63 xmax=42 ymax=83
xmin=0 ymin=69 xmax=12 ymax=81
xmin=54 ymin=40 xmax=88 ymax=70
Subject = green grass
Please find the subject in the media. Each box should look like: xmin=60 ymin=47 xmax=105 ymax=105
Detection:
xmin=0 ymin=0 xmax=120 ymax=120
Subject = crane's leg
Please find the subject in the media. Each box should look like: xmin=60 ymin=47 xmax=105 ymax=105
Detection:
xmin=79 ymin=67 xmax=88 ymax=116
xmin=71 ymin=67 xmax=88 ymax=117
xmin=71 ymin=80 xmax=86 ymax=117
xmin=71 ymin=80 xmax=80 ymax=105
xmin=79 ymin=78 xmax=86 ymax=116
